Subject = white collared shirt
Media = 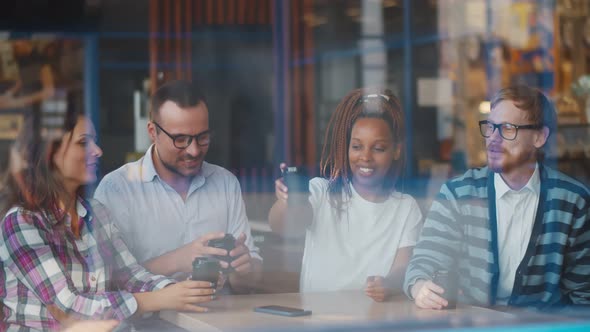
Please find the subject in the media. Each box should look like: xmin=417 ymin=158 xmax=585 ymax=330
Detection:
xmin=495 ymin=163 xmax=540 ymax=303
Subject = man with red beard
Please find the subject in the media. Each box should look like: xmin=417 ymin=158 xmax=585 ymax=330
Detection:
xmin=95 ymin=81 xmax=261 ymax=296
xmin=404 ymin=85 xmax=590 ymax=310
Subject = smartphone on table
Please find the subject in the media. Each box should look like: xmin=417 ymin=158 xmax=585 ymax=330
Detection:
xmin=254 ymin=305 xmax=312 ymax=317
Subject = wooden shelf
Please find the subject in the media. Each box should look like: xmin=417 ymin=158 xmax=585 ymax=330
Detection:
xmin=558 ymin=123 xmax=590 ymax=129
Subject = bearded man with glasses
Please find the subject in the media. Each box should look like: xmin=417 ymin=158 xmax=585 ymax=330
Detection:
xmin=94 ymin=81 xmax=262 ymax=301
xmin=405 ymin=85 xmax=590 ymax=310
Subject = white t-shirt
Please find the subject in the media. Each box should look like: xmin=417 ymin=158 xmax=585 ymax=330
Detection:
xmin=300 ymin=178 xmax=423 ymax=292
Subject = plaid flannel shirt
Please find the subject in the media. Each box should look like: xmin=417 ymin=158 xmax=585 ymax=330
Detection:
xmin=0 ymin=198 xmax=174 ymax=331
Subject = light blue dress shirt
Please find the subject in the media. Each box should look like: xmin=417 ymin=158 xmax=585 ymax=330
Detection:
xmin=94 ymin=145 xmax=261 ymax=265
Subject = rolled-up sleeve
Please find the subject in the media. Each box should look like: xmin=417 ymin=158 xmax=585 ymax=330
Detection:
xmin=90 ymin=201 xmax=175 ymax=293
xmin=107 ymin=226 xmax=174 ymax=292
xmin=226 ymin=176 xmax=262 ymax=261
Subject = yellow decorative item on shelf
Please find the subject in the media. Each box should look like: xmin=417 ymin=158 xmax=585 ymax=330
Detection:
xmin=555 ymin=94 xmax=583 ymax=124
xmin=571 ymin=75 xmax=590 ymax=123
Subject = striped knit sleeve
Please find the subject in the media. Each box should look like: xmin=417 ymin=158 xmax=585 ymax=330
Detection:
xmin=404 ymin=182 xmax=464 ymax=298
xmin=561 ymin=196 xmax=590 ymax=305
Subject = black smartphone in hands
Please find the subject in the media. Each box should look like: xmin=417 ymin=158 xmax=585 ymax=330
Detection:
xmin=207 ymin=233 xmax=236 ymax=270
xmin=254 ymin=305 xmax=312 ymax=317
xmin=281 ymin=166 xmax=310 ymax=205
xmin=282 ymin=167 xmax=309 ymax=191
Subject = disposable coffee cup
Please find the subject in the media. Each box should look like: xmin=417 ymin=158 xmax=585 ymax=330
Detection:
xmin=192 ymin=257 xmax=220 ymax=287
xmin=432 ymin=270 xmax=458 ymax=309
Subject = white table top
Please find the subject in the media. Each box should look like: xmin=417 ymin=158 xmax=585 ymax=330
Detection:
xmin=159 ymin=291 xmax=539 ymax=332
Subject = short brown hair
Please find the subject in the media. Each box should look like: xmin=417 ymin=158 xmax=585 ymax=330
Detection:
xmin=490 ymin=85 xmax=557 ymax=135
xmin=150 ymin=80 xmax=207 ymax=121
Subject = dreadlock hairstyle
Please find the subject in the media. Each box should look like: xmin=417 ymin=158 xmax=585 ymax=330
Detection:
xmin=319 ymin=88 xmax=405 ymax=215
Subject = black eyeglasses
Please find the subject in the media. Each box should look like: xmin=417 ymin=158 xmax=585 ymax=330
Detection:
xmin=478 ymin=120 xmax=542 ymax=141
xmin=153 ymin=122 xmax=212 ymax=149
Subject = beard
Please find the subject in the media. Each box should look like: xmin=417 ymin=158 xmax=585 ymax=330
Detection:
xmin=487 ymin=150 xmax=536 ymax=175
xmin=157 ymin=150 xmax=202 ymax=178
xmin=488 ymin=161 xmax=505 ymax=173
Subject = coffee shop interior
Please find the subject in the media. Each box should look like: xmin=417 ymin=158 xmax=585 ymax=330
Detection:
xmin=1 ymin=0 xmax=590 ymax=331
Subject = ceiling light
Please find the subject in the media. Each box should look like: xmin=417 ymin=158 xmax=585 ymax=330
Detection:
xmin=479 ymin=101 xmax=491 ymax=114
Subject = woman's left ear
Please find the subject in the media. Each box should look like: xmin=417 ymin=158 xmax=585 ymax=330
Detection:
xmin=47 ymin=140 xmax=61 ymax=169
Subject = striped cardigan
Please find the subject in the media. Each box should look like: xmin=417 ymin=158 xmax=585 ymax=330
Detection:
xmin=404 ymin=164 xmax=590 ymax=308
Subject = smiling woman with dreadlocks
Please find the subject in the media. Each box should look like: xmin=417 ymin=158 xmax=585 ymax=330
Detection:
xmin=269 ymin=88 xmax=423 ymax=301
